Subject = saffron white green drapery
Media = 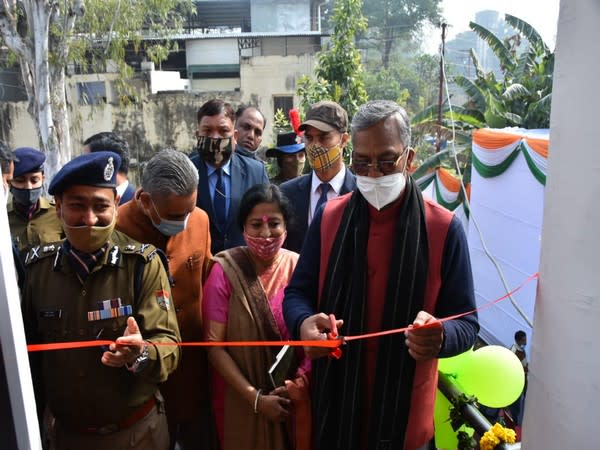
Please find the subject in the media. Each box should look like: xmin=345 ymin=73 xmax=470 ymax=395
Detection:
xmin=467 ymin=127 xmax=549 ymax=347
xmin=416 ymin=167 xmax=470 ymax=232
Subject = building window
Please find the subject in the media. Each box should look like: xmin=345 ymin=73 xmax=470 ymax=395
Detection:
xmin=77 ymin=81 xmax=106 ymax=105
xmin=273 ymin=95 xmax=293 ymax=118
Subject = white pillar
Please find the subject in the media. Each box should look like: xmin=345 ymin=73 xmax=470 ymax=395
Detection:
xmin=523 ymin=1 xmax=600 ymax=448
xmin=0 ymin=175 xmax=41 ymax=448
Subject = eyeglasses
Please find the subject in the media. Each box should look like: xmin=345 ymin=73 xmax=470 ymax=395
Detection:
xmin=351 ymin=153 xmax=404 ymax=176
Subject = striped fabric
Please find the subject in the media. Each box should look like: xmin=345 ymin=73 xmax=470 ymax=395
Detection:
xmin=313 ymin=178 xmax=429 ymax=450
xmin=63 ymin=241 xmax=108 ymax=283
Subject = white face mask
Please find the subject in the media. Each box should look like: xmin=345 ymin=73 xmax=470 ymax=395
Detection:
xmin=356 ymin=172 xmax=407 ymax=210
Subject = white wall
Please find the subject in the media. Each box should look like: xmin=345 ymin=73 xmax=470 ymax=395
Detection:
xmin=186 ymin=39 xmax=239 ymax=65
xmin=191 ymin=78 xmax=240 ymax=92
xmin=240 ymin=53 xmax=315 ymax=145
xmin=251 ymin=0 xmax=311 ymax=32
xmin=524 ymin=1 xmax=600 ymax=448
xmin=149 ymin=70 xmax=190 ymax=94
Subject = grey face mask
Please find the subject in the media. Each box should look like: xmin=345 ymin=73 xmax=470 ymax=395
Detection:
xmin=10 ymin=186 xmax=42 ymax=207
xmin=148 ymin=199 xmax=190 ymax=236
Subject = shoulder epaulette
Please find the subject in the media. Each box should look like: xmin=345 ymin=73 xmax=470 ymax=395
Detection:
xmin=24 ymin=243 xmax=61 ymax=266
xmin=121 ymin=242 xmax=160 ymax=261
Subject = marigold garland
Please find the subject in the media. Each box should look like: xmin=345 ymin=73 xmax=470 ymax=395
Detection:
xmin=480 ymin=423 xmax=517 ymax=450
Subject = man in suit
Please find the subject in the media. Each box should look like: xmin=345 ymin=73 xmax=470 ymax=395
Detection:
xmin=234 ymin=104 xmax=266 ymax=160
xmin=82 ymin=131 xmax=136 ymax=204
xmin=190 ymin=99 xmax=269 ymax=254
xmin=280 ymin=100 xmax=356 ymax=252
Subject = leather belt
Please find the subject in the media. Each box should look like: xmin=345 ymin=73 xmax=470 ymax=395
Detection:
xmin=76 ymin=396 xmax=156 ymax=435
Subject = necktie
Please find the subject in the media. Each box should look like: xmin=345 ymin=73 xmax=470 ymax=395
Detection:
xmin=315 ymin=182 xmax=331 ymax=214
xmin=214 ymin=168 xmax=227 ymax=229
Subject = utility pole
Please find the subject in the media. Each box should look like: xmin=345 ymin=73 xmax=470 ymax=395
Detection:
xmin=436 ymin=23 xmax=447 ymax=153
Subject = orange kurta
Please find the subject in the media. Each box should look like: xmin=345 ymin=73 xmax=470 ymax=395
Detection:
xmin=117 ymin=191 xmax=212 ymax=422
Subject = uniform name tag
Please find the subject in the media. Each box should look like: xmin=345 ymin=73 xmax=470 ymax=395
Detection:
xmin=39 ymin=309 xmax=62 ymax=319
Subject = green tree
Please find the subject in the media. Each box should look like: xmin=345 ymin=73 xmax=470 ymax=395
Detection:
xmin=362 ymin=0 xmax=442 ymax=69
xmin=364 ymin=53 xmax=439 ymax=115
xmin=454 ymin=14 xmax=554 ymax=129
xmin=0 ymin=0 xmax=191 ymax=178
xmin=411 ymin=15 xmax=553 ymax=186
xmin=272 ymin=108 xmax=291 ymax=137
xmin=297 ymin=0 xmax=368 ymax=120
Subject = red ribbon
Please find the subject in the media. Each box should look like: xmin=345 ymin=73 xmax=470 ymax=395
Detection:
xmin=26 ymin=272 xmax=538 ymax=353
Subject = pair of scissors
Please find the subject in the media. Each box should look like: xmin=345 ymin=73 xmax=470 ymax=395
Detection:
xmin=326 ymin=314 xmax=343 ymax=359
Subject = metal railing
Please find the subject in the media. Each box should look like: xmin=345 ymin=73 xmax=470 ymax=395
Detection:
xmin=438 ymin=371 xmax=521 ymax=450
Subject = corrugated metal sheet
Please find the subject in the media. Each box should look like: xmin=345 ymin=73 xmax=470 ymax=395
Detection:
xmin=144 ymin=30 xmax=326 ymax=41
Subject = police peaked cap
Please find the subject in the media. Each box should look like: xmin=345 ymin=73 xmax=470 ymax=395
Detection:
xmin=13 ymin=147 xmax=46 ymax=177
xmin=49 ymin=151 xmax=121 ymax=196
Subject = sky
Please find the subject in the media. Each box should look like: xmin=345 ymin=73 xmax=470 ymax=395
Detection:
xmin=422 ymin=0 xmax=561 ymax=54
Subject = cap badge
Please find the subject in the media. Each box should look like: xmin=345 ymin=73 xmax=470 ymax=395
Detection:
xmin=104 ymin=157 xmax=115 ymax=182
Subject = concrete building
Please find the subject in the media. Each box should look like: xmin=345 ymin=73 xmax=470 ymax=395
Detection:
xmin=0 ymin=0 xmax=326 ymax=163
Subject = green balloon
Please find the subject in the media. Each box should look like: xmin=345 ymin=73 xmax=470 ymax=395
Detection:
xmin=438 ymin=348 xmax=474 ymax=376
xmin=434 ymin=389 xmax=474 ymax=449
xmin=434 ymin=389 xmax=458 ymax=449
xmin=456 ymin=345 xmax=525 ymax=408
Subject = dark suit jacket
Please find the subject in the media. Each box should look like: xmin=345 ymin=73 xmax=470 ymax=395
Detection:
xmin=119 ymin=182 xmax=136 ymax=205
xmin=280 ymin=169 xmax=356 ymax=253
xmin=191 ymin=152 xmax=269 ymax=254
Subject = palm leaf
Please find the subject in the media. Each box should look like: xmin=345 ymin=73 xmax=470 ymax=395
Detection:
xmin=469 ymin=49 xmax=485 ymax=79
xmin=469 ymin=21 xmax=515 ymax=70
xmin=501 ymin=111 xmax=523 ymax=125
xmin=505 ymin=14 xmax=549 ymax=54
xmin=503 ymin=83 xmax=531 ymax=100
xmin=411 ymin=104 xmax=440 ymax=126
xmin=455 ymin=75 xmax=487 ymax=111
xmin=513 ymin=50 xmax=537 ymax=80
xmin=523 ymin=93 xmax=552 ymax=127
xmin=444 ymin=110 xmax=486 ymax=128
xmin=413 ymin=150 xmax=449 ymax=180
xmin=448 ymin=105 xmax=485 ymax=121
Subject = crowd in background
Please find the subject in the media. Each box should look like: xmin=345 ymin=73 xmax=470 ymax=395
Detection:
xmin=1 ymin=98 xmax=479 ymax=450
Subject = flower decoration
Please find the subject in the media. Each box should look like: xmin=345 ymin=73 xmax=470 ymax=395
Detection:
xmin=288 ymin=108 xmax=304 ymax=142
xmin=480 ymin=423 xmax=517 ymax=450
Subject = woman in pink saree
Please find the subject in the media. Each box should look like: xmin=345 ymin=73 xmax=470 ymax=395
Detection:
xmin=203 ymin=184 xmax=310 ymax=450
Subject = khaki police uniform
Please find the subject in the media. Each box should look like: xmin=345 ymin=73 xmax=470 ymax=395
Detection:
xmin=22 ymin=230 xmax=181 ymax=450
xmin=8 ymin=196 xmax=64 ymax=261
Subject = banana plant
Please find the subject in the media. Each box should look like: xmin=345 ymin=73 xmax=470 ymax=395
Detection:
xmin=411 ymin=14 xmax=554 ymax=182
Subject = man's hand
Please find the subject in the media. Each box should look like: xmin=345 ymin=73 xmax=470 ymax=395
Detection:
xmin=299 ymin=313 xmax=344 ymax=359
xmin=257 ymin=393 xmax=290 ymax=422
xmin=405 ymin=311 xmax=444 ymax=361
xmin=101 ymin=317 xmax=145 ymax=368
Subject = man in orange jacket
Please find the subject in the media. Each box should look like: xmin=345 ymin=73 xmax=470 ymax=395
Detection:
xmin=117 ymin=149 xmax=215 ymax=450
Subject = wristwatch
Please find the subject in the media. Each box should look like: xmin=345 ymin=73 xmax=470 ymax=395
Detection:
xmin=126 ymin=343 xmax=150 ymax=374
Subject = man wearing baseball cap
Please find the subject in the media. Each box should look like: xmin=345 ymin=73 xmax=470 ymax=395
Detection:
xmin=280 ymin=100 xmax=356 ymax=252
xmin=22 ymin=151 xmax=180 ymax=450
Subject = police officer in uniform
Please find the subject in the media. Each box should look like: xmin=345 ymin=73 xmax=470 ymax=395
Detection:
xmin=8 ymin=147 xmax=64 ymax=262
xmin=22 ymin=151 xmax=181 ymax=450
